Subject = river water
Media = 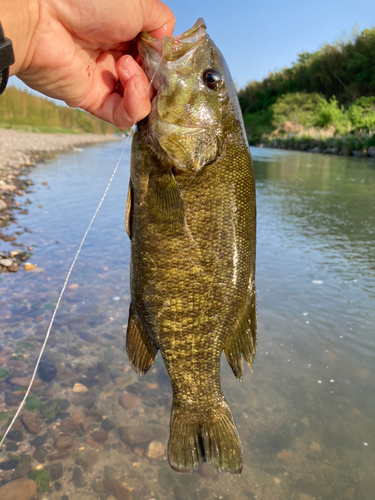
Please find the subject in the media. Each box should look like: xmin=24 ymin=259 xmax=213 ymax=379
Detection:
xmin=0 ymin=142 xmax=374 ymax=500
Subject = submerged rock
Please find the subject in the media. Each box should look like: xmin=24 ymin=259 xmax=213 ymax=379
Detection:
xmin=0 ymin=478 xmax=37 ymax=500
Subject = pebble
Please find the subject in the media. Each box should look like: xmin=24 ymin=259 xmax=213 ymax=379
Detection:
xmin=24 ymin=263 xmax=37 ymax=271
xmin=73 ymin=383 xmax=88 ymax=393
xmin=79 ymin=331 xmax=97 ymax=343
xmin=33 ymin=448 xmax=47 ymax=463
xmin=119 ymin=394 xmax=140 ymax=409
xmin=11 ymin=462 xmax=32 ymax=479
xmin=9 ymin=377 xmax=42 ymax=389
xmin=0 ymin=258 xmax=13 ymax=267
xmin=44 ymin=463 xmax=63 ymax=481
xmin=54 ymin=436 xmax=73 ymax=450
xmin=0 ymin=478 xmax=37 ymax=500
xmin=276 ymin=451 xmax=293 ymax=460
xmin=310 ymin=441 xmax=321 ymax=452
xmin=146 ymin=441 xmax=165 ymax=459
xmin=0 ymin=459 xmax=19 ymax=470
xmin=105 ymin=479 xmax=132 ymax=500
xmin=59 ymin=413 xmax=82 ymax=434
xmin=0 ymin=199 xmax=7 ymax=209
xmin=101 ymin=418 xmax=115 ymax=431
xmin=118 ymin=426 xmax=153 ymax=446
xmin=47 ymin=450 xmax=70 ymax=461
xmin=91 ymin=430 xmax=109 ymax=444
xmin=21 ymin=413 xmax=42 ymax=434
xmin=68 ymin=284 xmax=80 ymax=289
xmin=114 ymin=376 xmax=134 ymax=390
xmin=72 ymin=466 xmax=86 ymax=488
xmin=38 ymin=361 xmax=57 ymax=382
xmin=6 ymin=429 xmax=24 ymax=441
xmin=200 ymin=463 xmax=217 ymax=477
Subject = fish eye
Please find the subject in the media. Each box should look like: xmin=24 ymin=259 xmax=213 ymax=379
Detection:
xmin=203 ymin=69 xmax=223 ymax=89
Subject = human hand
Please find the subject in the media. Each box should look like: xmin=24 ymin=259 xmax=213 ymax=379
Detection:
xmin=3 ymin=0 xmax=174 ymax=129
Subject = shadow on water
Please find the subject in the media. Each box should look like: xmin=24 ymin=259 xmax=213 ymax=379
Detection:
xmin=0 ymin=143 xmax=374 ymax=499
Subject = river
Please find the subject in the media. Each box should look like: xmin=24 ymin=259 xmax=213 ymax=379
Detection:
xmin=0 ymin=142 xmax=374 ymax=500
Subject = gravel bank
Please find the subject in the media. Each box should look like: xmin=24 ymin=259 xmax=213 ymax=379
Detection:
xmin=0 ymin=129 xmax=120 ymax=272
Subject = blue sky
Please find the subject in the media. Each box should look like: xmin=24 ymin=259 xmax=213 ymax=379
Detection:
xmin=10 ymin=0 xmax=375 ymax=98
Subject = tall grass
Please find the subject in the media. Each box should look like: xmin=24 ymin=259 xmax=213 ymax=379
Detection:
xmin=0 ymin=87 xmax=119 ymax=134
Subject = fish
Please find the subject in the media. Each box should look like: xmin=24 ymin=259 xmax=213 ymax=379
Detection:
xmin=125 ymin=18 xmax=257 ymax=474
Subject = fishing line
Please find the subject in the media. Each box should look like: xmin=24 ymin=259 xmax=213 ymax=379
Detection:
xmin=0 ymin=42 xmax=166 ymax=449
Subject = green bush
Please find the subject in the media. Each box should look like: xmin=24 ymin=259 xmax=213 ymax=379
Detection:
xmin=314 ymin=97 xmax=351 ymax=134
xmin=272 ymin=92 xmax=325 ymax=128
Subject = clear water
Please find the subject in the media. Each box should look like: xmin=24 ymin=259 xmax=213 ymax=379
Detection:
xmin=0 ymin=143 xmax=374 ymax=500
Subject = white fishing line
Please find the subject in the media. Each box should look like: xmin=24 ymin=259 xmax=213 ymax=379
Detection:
xmin=0 ymin=43 xmax=165 ymax=449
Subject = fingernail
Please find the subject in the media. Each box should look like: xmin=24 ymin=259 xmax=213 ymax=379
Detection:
xmin=133 ymin=76 xmax=147 ymax=97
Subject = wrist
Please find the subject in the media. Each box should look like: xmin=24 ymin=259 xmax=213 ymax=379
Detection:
xmin=0 ymin=0 xmax=39 ymax=76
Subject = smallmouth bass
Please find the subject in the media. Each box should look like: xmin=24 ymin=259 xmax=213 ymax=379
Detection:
xmin=126 ymin=19 xmax=257 ymax=474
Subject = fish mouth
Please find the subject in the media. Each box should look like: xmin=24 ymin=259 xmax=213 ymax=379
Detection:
xmin=137 ymin=18 xmax=207 ymax=68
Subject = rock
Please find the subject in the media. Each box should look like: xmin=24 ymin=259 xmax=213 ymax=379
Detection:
xmin=352 ymin=149 xmax=365 ymax=157
xmin=0 ymin=479 xmax=37 ymax=500
xmin=44 ymin=463 xmax=63 ymax=481
xmin=24 ymin=263 xmax=37 ymax=271
xmin=114 ymin=376 xmax=133 ymax=389
xmin=101 ymin=418 xmax=115 ymax=431
xmin=21 ymin=413 xmax=42 ymax=434
xmin=276 ymin=451 xmax=293 ymax=460
xmin=0 ymin=199 xmax=7 ymax=210
xmin=310 ymin=147 xmax=321 ymax=154
xmin=310 ymin=441 xmax=321 ymax=452
xmin=118 ymin=426 xmax=153 ymax=446
xmin=38 ymin=361 xmax=57 ymax=382
xmin=0 ymin=258 xmax=13 ymax=267
xmin=119 ymin=394 xmax=140 ymax=409
xmin=33 ymin=448 xmax=47 ymax=463
xmin=367 ymin=146 xmax=375 ymax=157
xmin=105 ymin=479 xmax=132 ymax=500
xmin=77 ymin=377 xmax=98 ymax=388
xmin=91 ymin=430 xmax=109 ymax=444
xmin=30 ymin=434 xmax=48 ymax=448
xmin=0 ymin=459 xmax=19 ymax=470
xmin=11 ymin=462 xmax=32 ymax=479
xmin=54 ymin=436 xmax=73 ymax=450
xmin=72 ymin=466 xmax=86 ymax=488
xmin=6 ymin=429 xmax=24 ymax=441
xmin=47 ymin=450 xmax=70 ymax=461
xmin=79 ymin=331 xmax=96 ymax=343
xmin=146 ymin=441 xmax=165 ymax=459
xmin=59 ymin=413 xmax=82 ymax=433
xmin=73 ymin=382 xmax=88 ymax=393
xmin=200 ymin=463 xmax=217 ymax=477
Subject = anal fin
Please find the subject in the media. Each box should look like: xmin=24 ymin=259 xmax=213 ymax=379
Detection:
xmin=126 ymin=304 xmax=158 ymax=375
xmin=224 ymin=289 xmax=257 ymax=380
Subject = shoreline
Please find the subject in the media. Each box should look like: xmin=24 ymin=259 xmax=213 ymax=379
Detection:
xmin=0 ymin=130 xmax=120 ymax=273
xmin=256 ymin=139 xmax=375 ymax=158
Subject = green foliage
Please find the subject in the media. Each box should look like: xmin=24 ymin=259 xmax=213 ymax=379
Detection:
xmin=39 ymin=399 xmax=63 ymax=419
xmin=0 ymin=368 xmax=9 ymax=379
xmin=347 ymin=96 xmax=375 ymax=132
xmin=314 ymin=97 xmax=351 ymax=134
xmin=0 ymin=87 xmax=121 ymax=133
xmin=238 ymin=27 xmax=375 ymax=115
xmin=25 ymin=396 xmax=43 ymax=411
xmin=28 ymin=470 xmax=51 ymax=493
xmin=272 ymin=92 xmax=325 ymax=128
xmin=243 ymin=107 xmax=274 ymax=144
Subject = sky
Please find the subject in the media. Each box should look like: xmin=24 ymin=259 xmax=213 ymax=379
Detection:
xmin=9 ymin=0 xmax=375 ymax=99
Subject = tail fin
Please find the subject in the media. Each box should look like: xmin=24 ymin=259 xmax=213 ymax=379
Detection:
xmin=168 ymin=399 xmax=242 ymax=474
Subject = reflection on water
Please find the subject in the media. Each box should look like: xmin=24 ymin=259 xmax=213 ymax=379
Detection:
xmin=0 ymin=143 xmax=374 ymax=499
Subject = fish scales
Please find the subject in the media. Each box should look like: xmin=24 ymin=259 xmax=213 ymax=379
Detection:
xmin=126 ymin=19 xmax=257 ymax=474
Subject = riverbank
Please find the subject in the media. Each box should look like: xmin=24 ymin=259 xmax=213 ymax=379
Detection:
xmin=257 ymin=133 xmax=375 ymax=158
xmin=0 ymin=130 xmax=120 ymax=273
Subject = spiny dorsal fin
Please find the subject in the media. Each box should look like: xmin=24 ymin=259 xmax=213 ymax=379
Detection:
xmin=224 ymin=289 xmax=257 ymax=380
xmin=146 ymin=171 xmax=185 ymax=230
xmin=126 ymin=304 xmax=158 ymax=375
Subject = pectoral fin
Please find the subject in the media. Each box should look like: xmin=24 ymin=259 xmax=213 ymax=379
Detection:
xmin=125 ymin=179 xmax=132 ymax=239
xmin=224 ymin=289 xmax=257 ymax=380
xmin=147 ymin=171 xmax=184 ymax=230
xmin=126 ymin=304 xmax=158 ymax=375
